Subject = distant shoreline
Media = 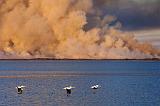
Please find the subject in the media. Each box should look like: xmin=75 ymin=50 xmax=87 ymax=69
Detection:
xmin=0 ymin=58 xmax=159 ymax=61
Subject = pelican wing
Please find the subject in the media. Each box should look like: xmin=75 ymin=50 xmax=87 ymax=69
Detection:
xmin=21 ymin=86 xmax=26 ymax=88
xmin=64 ymin=86 xmax=75 ymax=89
xmin=91 ymin=85 xmax=100 ymax=88
xmin=63 ymin=87 xmax=67 ymax=90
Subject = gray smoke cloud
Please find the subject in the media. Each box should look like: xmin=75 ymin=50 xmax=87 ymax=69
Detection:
xmin=0 ymin=0 xmax=159 ymax=59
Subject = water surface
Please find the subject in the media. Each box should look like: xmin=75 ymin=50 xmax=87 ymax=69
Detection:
xmin=0 ymin=60 xmax=159 ymax=106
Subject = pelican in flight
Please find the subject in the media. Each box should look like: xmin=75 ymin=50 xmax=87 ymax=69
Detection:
xmin=63 ymin=86 xmax=75 ymax=96
xmin=16 ymin=85 xmax=26 ymax=94
xmin=91 ymin=85 xmax=101 ymax=89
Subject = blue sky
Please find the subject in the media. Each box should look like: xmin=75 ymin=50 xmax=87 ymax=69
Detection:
xmin=97 ymin=0 xmax=160 ymax=30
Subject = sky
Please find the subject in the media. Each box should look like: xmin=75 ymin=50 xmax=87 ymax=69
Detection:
xmin=97 ymin=0 xmax=160 ymax=30
xmin=98 ymin=0 xmax=160 ymax=49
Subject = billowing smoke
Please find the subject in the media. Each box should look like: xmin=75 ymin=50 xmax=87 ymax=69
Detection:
xmin=0 ymin=0 xmax=159 ymax=59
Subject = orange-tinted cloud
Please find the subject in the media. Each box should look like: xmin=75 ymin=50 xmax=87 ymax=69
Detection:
xmin=0 ymin=0 xmax=159 ymax=59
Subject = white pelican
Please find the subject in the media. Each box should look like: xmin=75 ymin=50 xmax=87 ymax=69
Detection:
xmin=63 ymin=86 xmax=75 ymax=96
xmin=16 ymin=85 xmax=26 ymax=94
xmin=91 ymin=85 xmax=101 ymax=89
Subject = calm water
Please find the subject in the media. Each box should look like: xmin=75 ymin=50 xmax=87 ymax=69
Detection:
xmin=0 ymin=60 xmax=160 ymax=106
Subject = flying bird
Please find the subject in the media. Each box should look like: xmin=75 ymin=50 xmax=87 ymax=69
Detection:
xmin=16 ymin=85 xmax=26 ymax=94
xmin=63 ymin=86 xmax=75 ymax=96
xmin=91 ymin=85 xmax=101 ymax=94
xmin=91 ymin=85 xmax=101 ymax=89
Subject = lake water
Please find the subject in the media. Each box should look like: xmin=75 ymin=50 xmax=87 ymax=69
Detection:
xmin=0 ymin=60 xmax=160 ymax=106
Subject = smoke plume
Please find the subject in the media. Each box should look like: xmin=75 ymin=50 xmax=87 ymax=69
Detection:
xmin=0 ymin=0 xmax=159 ymax=59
